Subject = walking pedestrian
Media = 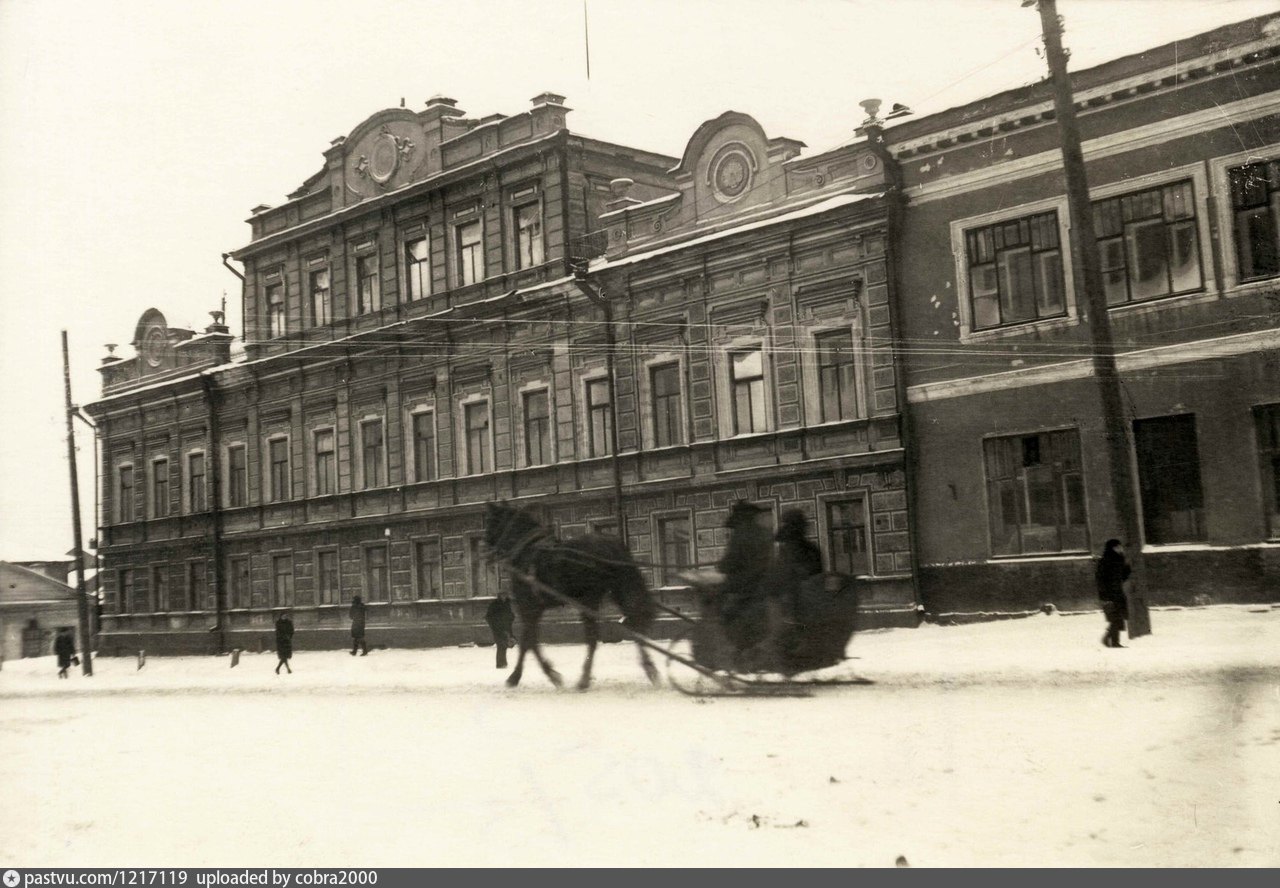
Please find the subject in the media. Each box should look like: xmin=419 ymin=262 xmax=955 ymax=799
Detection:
xmin=349 ymin=594 xmax=368 ymax=656
xmin=54 ymin=627 xmax=76 ymax=679
xmin=274 ymin=610 xmax=295 ymax=674
xmin=1096 ymin=539 xmax=1131 ymax=649
xmin=485 ymin=589 xmax=516 ymax=669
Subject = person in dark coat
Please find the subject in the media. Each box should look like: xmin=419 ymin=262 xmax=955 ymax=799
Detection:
xmin=274 ymin=611 xmax=295 ymax=674
xmin=718 ymin=500 xmax=774 ymax=657
xmin=349 ymin=595 xmax=368 ymax=656
xmin=54 ymin=627 xmax=76 ymax=679
xmin=773 ymin=509 xmax=823 ymax=611
xmin=1096 ymin=538 xmax=1131 ymax=648
xmin=485 ymin=589 xmax=516 ymax=669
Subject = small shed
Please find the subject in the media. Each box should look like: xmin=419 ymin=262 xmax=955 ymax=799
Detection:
xmin=0 ymin=561 xmax=82 ymax=662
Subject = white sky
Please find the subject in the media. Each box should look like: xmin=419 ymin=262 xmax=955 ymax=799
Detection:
xmin=1 ymin=0 xmax=1276 ymax=561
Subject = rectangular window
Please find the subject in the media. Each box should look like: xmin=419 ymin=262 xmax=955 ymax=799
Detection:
xmin=405 ymin=236 xmax=430 ymax=301
xmin=523 ymin=389 xmax=551 ymax=466
xmin=1228 ymin=160 xmax=1280 ymax=282
xmin=1134 ymin=414 xmax=1206 ymax=545
xmin=361 ymin=419 xmax=384 ymax=488
xmin=456 ymin=220 xmax=482 ymax=286
xmin=730 ymin=348 xmax=767 ymax=434
xmin=826 ymin=499 xmax=869 ymax=575
xmin=356 ymin=254 xmax=381 ymax=314
xmin=152 ymin=566 xmax=170 ymax=612
xmin=187 ymin=561 xmax=207 ymax=611
xmin=657 ymin=515 xmax=693 ymax=586
xmin=1255 ymin=404 xmax=1280 ymax=539
xmin=310 ymin=268 xmax=331 ymax=326
xmin=187 ymin=453 xmax=206 ymax=513
xmin=268 ymin=438 xmax=289 ymax=502
xmin=965 ymin=211 xmax=1065 ymax=330
xmin=1093 ymin=180 xmax=1203 ymax=306
xmin=412 ymin=412 xmax=435 ymax=482
xmin=415 ymin=539 xmax=442 ymax=599
xmin=468 ymin=536 xmax=498 ymax=597
xmin=465 ymin=402 xmax=491 ymax=474
xmin=272 ymin=554 xmax=294 ymax=607
xmin=228 ymin=445 xmax=247 ymax=508
xmin=514 ymin=202 xmax=544 ymax=269
xmin=266 ymin=283 xmax=285 ymax=338
xmin=151 ymin=459 xmax=169 ymax=519
xmin=816 ymin=330 xmax=858 ymax=422
xmin=365 ymin=545 xmax=389 ymax=603
xmin=651 ymin=363 xmax=684 ymax=447
xmin=983 ymin=430 xmax=1089 ymax=556
xmin=230 ymin=556 xmax=251 ymax=609
xmin=586 ymin=377 xmax=612 ymax=457
xmin=118 ymin=465 xmax=135 ymax=523
xmin=314 ymin=429 xmax=336 ymax=496
xmin=118 ymin=568 xmax=134 ymax=614
xmin=317 ymin=549 xmax=339 ymax=605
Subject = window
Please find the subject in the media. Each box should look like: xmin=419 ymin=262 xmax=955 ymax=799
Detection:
xmin=267 ymin=438 xmax=289 ymax=502
xmin=1094 ymin=180 xmax=1202 ymax=305
xmin=151 ymin=459 xmax=169 ymax=518
xmin=826 ymin=500 xmax=869 ymax=575
xmin=356 ymin=254 xmax=380 ymax=314
xmin=272 ymin=554 xmax=294 ymax=607
xmin=314 ymin=429 xmax=335 ymax=496
xmin=152 ymin=566 xmax=170 ymax=612
xmin=187 ymin=561 xmax=207 ymax=611
xmin=227 ymin=445 xmax=248 ymax=507
xmin=1227 ymin=160 xmax=1279 ymax=282
xmin=456 ymin=220 xmax=482 ymax=286
xmin=1134 ymin=414 xmax=1206 ymax=545
xmin=187 ymin=453 xmax=206 ymax=513
xmin=317 ymin=549 xmax=339 ymax=605
xmin=415 ymin=539 xmax=442 ymax=599
xmin=468 ymin=536 xmax=499 ymax=597
xmin=405 ymin=236 xmax=430 ymax=301
xmin=465 ymin=402 xmax=491 ymax=474
xmin=965 ymin=211 xmax=1065 ymax=330
xmin=360 ymin=419 xmax=384 ymax=488
xmin=365 ymin=545 xmax=389 ymax=603
xmin=815 ymin=330 xmax=858 ymax=422
xmin=266 ymin=283 xmax=285 ymax=338
xmin=117 ymin=568 xmax=134 ymax=614
xmin=1255 ymin=405 xmax=1280 ymax=539
xmin=310 ymin=268 xmax=331 ymax=326
xmin=730 ymin=348 xmax=767 ymax=434
xmin=411 ymin=412 xmax=435 ymax=482
xmin=651 ymin=363 xmax=684 ymax=447
xmin=118 ymin=465 xmax=135 ymax=523
xmin=984 ymin=430 xmax=1088 ymax=556
xmin=586 ymin=377 xmax=612 ymax=457
xmin=230 ymin=556 xmax=251 ymax=609
xmin=514 ymin=202 xmax=544 ymax=269
xmin=657 ymin=515 xmax=692 ymax=585
xmin=523 ymin=389 xmax=551 ymax=466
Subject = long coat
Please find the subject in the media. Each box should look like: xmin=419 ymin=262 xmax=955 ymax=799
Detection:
xmin=485 ymin=596 xmax=515 ymax=636
xmin=274 ymin=617 xmax=295 ymax=659
xmin=349 ymin=600 xmax=367 ymax=637
xmin=1096 ymin=551 xmax=1131 ymax=618
xmin=54 ymin=632 xmax=76 ymax=669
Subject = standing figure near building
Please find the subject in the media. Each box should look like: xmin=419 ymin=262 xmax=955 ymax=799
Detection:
xmin=54 ymin=627 xmax=76 ymax=679
xmin=1096 ymin=539 xmax=1131 ymax=649
xmin=485 ymin=589 xmax=516 ymax=669
xmin=718 ymin=501 xmax=774 ymax=658
xmin=349 ymin=595 xmax=368 ymax=656
xmin=274 ymin=611 xmax=295 ymax=674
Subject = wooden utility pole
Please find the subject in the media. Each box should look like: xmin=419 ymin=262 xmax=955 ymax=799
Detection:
xmin=61 ymin=330 xmax=95 ymax=674
xmin=1031 ymin=0 xmax=1149 ymax=635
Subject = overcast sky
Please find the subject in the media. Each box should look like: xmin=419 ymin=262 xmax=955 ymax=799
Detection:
xmin=1 ymin=0 xmax=1275 ymax=561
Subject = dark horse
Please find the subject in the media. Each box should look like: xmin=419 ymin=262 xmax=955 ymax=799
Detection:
xmin=483 ymin=501 xmax=660 ymax=690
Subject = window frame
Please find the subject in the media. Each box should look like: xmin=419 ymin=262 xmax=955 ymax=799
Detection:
xmin=117 ymin=567 xmax=134 ymax=614
xmin=185 ymin=449 xmax=207 ymax=514
xmin=186 ymin=559 xmax=208 ymax=612
xmin=229 ymin=555 xmax=252 ymax=610
xmin=404 ymin=234 xmax=431 ymax=302
xmin=812 ymin=325 xmax=864 ymax=424
xmin=363 ymin=542 xmax=390 ymax=603
xmin=455 ymin=218 xmax=484 ymax=287
xmin=225 ymin=443 xmax=248 ymax=508
xmin=308 ymin=264 xmax=332 ymax=327
xmin=150 ymin=456 xmax=170 ymax=519
xmin=981 ymin=427 xmax=1091 ymax=558
xmin=116 ymin=462 xmax=135 ymax=523
xmin=152 ymin=564 xmax=170 ymax=613
xmin=355 ymin=251 xmax=381 ymax=315
xmin=358 ymin=417 xmax=386 ymax=490
xmin=1134 ymin=413 xmax=1207 ymax=547
xmin=583 ymin=372 xmax=613 ymax=458
xmin=265 ymin=434 xmax=291 ymax=503
xmin=312 ymin=426 xmax=337 ymax=497
xmin=512 ymin=199 xmax=545 ymax=270
xmin=817 ymin=494 xmax=872 ymax=577
xmin=653 ymin=511 xmax=694 ymax=587
xmin=520 ymin=385 xmax=553 ymax=467
xmin=466 ymin=534 xmax=499 ymax=599
xmin=409 ymin=408 xmax=436 ymax=483
xmin=266 ymin=281 xmax=286 ymax=339
xmin=723 ymin=343 xmax=770 ymax=436
xmin=1210 ymin=144 xmax=1280 ymax=296
xmin=315 ymin=547 xmax=341 ymax=606
xmin=271 ymin=552 xmax=295 ymax=608
xmin=412 ymin=536 xmax=443 ymax=600
xmin=643 ymin=356 xmax=687 ymax=449
xmin=461 ymin=397 xmax=493 ymax=476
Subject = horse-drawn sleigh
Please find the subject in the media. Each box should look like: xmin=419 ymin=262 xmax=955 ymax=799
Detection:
xmin=483 ymin=501 xmax=868 ymax=697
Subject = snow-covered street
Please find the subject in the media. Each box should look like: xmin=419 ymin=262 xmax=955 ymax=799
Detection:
xmin=2 ymin=607 xmax=1277 ymax=867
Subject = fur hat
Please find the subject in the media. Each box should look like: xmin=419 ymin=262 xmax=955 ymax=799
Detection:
xmin=725 ymin=500 xmax=767 ymax=527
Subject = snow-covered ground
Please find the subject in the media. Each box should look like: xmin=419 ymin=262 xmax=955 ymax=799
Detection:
xmin=2 ymin=606 xmax=1277 ymax=867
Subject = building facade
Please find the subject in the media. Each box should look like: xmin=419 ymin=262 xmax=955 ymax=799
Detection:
xmin=0 ymin=562 xmax=81 ymax=661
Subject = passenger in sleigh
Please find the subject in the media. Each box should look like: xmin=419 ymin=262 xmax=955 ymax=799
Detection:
xmin=717 ymin=500 xmax=774 ymax=659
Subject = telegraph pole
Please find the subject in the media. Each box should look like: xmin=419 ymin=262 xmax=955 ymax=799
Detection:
xmin=1030 ymin=0 xmax=1149 ymax=635
xmin=62 ymin=330 xmax=95 ymax=674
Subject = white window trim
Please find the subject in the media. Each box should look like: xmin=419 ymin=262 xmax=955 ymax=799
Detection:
xmin=311 ymin=425 xmax=337 ymax=497
xmin=949 ymin=195 xmax=1078 ymax=343
xmin=352 ymin=246 xmax=381 ymax=315
xmin=458 ymin=394 xmax=494 ymax=476
xmin=402 ymin=230 xmax=431 ymax=302
xmin=356 ymin=416 xmax=387 ymax=490
xmin=577 ymin=366 xmax=612 ymax=459
xmin=814 ymin=491 xmax=873 ymax=578
xmin=639 ymin=352 xmax=688 ymax=450
xmin=115 ymin=461 xmax=135 ymax=523
xmin=453 ymin=215 xmax=485 ymax=288
xmin=1209 ymin=142 xmax=1280 ymax=297
xmin=183 ymin=448 xmax=207 ymax=514
xmin=308 ymin=263 xmax=332 ymax=327
xmin=511 ymin=196 xmax=545 ymax=271
xmin=223 ymin=442 xmax=248 ymax=508
xmin=516 ymin=380 xmax=555 ymax=468
xmin=404 ymin=404 xmax=438 ymax=483
xmin=801 ymin=321 xmax=868 ymax=427
xmin=714 ymin=336 xmax=774 ymax=438
xmin=149 ymin=455 xmax=170 ymax=520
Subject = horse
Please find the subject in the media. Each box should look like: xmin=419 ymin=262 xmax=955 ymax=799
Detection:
xmin=483 ymin=501 xmax=660 ymax=690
